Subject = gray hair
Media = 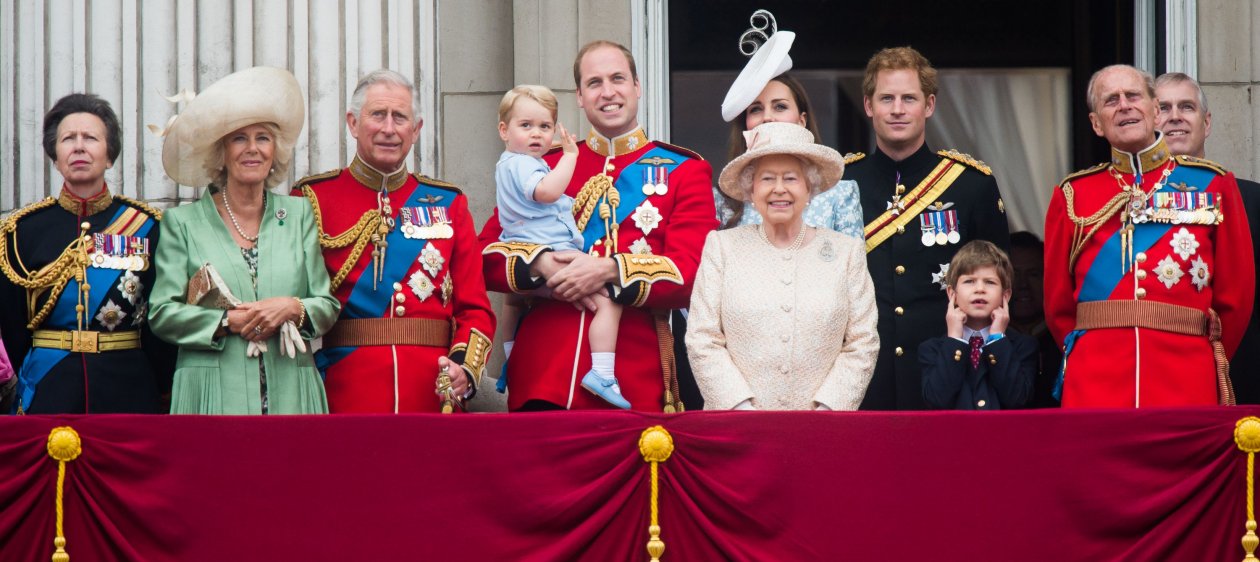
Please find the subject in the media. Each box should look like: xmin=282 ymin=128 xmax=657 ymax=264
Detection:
xmin=349 ymin=69 xmax=421 ymax=120
xmin=205 ymin=122 xmax=295 ymax=189
xmin=1154 ymin=72 xmax=1210 ymax=114
xmin=1086 ymin=64 xmax=1155 ymax=113
xmin=736 ymin=154 xmax=823 ymax=201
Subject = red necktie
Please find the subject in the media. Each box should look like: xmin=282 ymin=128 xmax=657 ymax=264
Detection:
xmin=969 ymin=335 xmax=984 ymax=369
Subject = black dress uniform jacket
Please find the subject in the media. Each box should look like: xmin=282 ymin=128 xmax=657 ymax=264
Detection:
xmin=843 ymin=144 xmax=1010 ymax=410
xmin=1231 ymin=178 xmax=1260 ymax=404
xmin=0 ymin=191 xmax=174 ymax=413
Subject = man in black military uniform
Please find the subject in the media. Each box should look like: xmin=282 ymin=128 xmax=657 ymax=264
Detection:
xmin=1155 ymin=72 xmax=1260 ymax=403
xmin=842 ymin=47 xmax=1010 ymax=410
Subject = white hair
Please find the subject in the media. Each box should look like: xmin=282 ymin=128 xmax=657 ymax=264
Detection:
xmin=349 ymin=69 xmax=421 ymax=120
xmin=736 ymin=154 xmax=823 ymax=201
xmin=1086 ymin=64 xmax=1155 ymax=113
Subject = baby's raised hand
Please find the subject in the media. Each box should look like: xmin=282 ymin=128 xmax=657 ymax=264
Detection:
xmin=557 ymin=123 xmax=578 ymax=155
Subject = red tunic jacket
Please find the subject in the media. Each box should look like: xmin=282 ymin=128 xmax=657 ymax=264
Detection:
xmin=296 ymin=157 xmax=495 ymax=413
xmin=1044 ymin=137 xmax=1254 ymax=407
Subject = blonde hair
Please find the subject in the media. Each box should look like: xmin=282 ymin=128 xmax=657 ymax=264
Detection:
xmin=498 ymin=85 xmax=559 ymax=124
xmin=205 ymin=122 xmax=293 ymax=189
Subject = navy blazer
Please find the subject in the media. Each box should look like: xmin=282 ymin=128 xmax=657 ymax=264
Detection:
xmin=919 ymin=330 xmax=1037 ymax=410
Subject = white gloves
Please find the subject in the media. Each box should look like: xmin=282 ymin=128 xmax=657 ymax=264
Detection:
xmin=279 ymin=321 xmax=306 ymax=358
xmin=244 ymin=321 xmax=305 ymax=359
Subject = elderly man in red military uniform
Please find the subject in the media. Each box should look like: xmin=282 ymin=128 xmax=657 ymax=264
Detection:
xmin=1044 ymin=64 xmax=1254 ymax=407
xmin=294 ymin=69 xmax=495 ymax=413
xmin=480 ymin=41 xmax=716 ymax=411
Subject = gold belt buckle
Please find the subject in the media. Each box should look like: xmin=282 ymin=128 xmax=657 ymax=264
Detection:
xmin=71 ymin=330 xmax=100 ymax=353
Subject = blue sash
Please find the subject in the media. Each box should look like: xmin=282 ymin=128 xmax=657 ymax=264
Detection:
xmin=319 ymin=183 xmax=455 ymax=372
xmin=580 ymin=146 xmax=688 ymax=251
xmin=15 ymin=208 xmax=155 ymax=412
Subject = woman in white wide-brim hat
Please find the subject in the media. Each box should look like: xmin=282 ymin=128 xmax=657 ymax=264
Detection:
xmin=686 ymin=121 xmax=879 ymax=411
xmin=714 ymin=12 xmax=865 ymax=239
xmin=148 ymin=66 xmax=340 ymax=415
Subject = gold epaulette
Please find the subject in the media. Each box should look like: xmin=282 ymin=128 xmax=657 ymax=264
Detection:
xmin=938 ymin=149 xmax=992 ymax=175
xmin=114 ymin=195 xmax=163 ymax=221
xmin=1057 ymin=163 xmax=1109 ymax=188
xmin=1 ymin=197 xmax=56 ymax=233
xmin=843 ymin=152 xmax=866 ymax=165
xmin=654 ymin=141 xmax=704 ymax=161
xmin=292 ymin=168 xmax=342 ymax=190
xmin=414 ymin=173 xmax=463 ymax=194
xmin=1175 ymin=155 xmax=1229 ymax=175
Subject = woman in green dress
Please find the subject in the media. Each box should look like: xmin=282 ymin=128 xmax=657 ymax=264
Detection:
xmin=148 ymin=67 xmax=339 ymax=414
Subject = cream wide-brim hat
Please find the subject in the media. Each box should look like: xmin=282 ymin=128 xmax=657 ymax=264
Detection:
xmin=720 ymin=30 xmax=795 ymax=123
xmin=161 ymin=66 xmax=305 ymax=187
xmin=717 ymin=121 xmax=844 ymax=200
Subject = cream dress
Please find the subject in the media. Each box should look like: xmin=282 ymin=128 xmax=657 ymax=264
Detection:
xmin=685 ymin=225 xmax=879 ymax=410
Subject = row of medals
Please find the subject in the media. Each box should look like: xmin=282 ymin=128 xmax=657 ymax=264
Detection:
xmin=1129 ymin=202 xmax=1223 ymax=225
xmin=90 ymin=252 xmax=148 ymax=271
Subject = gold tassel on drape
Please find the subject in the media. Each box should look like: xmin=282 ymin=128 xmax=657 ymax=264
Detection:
xmin=46 ymin=426 xmax=82 ymax=562
xmin=639 ymin=426 xmax=674 ymax=561
xmin=1235 ymin=417 xmax=1260 ymax=560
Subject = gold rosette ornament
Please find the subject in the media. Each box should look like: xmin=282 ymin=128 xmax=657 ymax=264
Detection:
xmin=46 ymin=426 xmax=83 ymax=562
xmin=1235 ymin=416 xmax=1260 ymax=561
xmin=639 ymin=426 xmax=674 ymax=561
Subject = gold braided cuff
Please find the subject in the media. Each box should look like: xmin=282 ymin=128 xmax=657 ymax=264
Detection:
xmin=482 ymin=241 xmax=549 ymax=263
xmin=612 ymin=254 xmax=683 ymax=287
xmin=450 ymin=327 xmax=492 ymax=389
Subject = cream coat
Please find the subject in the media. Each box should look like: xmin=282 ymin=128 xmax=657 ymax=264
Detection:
xmin=686 ymin=226 xmax=878 ymax=410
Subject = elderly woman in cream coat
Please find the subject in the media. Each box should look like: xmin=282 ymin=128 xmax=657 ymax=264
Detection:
xmin=686 ymin=122 xmax=878 ymax=410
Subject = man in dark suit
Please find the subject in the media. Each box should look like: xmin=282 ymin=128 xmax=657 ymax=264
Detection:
xmin=1156 ymin=72 xmax=1260 ymax=403
xmin=843 ymin=46 xmax=1010 ymax=410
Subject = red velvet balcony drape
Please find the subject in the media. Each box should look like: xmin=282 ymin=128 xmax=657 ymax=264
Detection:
xmin=0 ymin=408 xmax=1254 ymax=561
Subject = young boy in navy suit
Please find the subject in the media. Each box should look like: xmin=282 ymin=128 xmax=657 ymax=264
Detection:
xmin=920 ymin=240 xmax=1037 ymax=410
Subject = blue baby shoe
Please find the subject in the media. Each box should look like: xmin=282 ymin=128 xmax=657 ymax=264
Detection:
xmin=581 ymin=369 xmax=631 ymax=409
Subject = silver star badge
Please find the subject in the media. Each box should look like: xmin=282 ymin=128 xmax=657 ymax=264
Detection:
xmin=95 ymin=299 xmax=127 ymax=331
xmin=629 ymin=238 xmax=653 ymax=255
xmin=931 ymin=263 xmax=950 ymax=291
xmin=419 ymin=242 xmax=445 ymax=277
xmin=408 ymin=270 xmax=435 ymax=302
xmin=116 ymin=270 xmax=143 ymax=305
xmin=1189 ymin=256 xmax=1210 ymax=292
xmin=631 ymin=201 xmax=663 ymax=236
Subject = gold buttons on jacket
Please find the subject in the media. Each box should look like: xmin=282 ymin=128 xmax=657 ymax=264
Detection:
xmin=895 ymin=265 xmax=906 ymax=275
xmin=1135 ymin=252 xmax=1147 ymax=263
xmin=988 ymin=355 xmax=997 ymax=365
xmin=954 ymin=350 xmax=962 ymax=361
xmin=394 ymin=305 xmax=406 ymax=316
xmin=977 ymin=399 xmax=987 ymax=408
xmin=895 ymin=306 xmax=904 ymax=316
xmin=895 ymin=346 xmax=904 ymax=356
xmin=1135 ymin=269 xmax=1147 ymax=280
xmin=1135 ymin=288 xmax=1147 ymax=299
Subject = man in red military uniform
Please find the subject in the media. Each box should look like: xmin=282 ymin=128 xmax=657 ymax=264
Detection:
xmin=295 ymin=69 xmax=494 ymax=413
xmin=480 ymin=41 xmax=716 ymax=411
xmin=1044 ymin=64 xmax=1254 ymax=407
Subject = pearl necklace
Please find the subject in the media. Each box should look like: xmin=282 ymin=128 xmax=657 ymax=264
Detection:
xmin=222 ymin=187 xmax=265 ymax=243
xmin=759 ymin=224 xmax=807 ymax=252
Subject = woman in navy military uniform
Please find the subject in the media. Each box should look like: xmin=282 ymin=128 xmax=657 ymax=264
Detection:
xmin=0 ymin=94 xmax=173 ymax=414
